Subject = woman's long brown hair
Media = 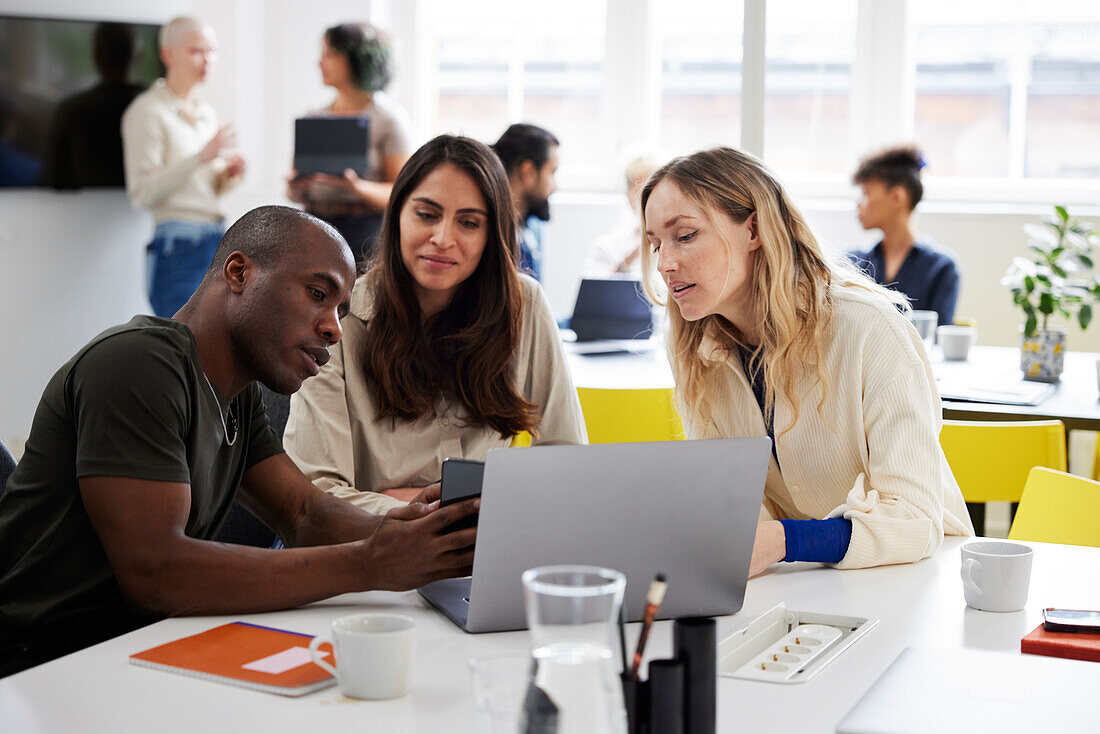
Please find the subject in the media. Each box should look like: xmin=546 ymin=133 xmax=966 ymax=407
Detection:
xmin=362 ymin=135 xmax=538 ymax=438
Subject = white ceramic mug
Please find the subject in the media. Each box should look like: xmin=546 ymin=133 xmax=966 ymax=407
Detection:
xmin=960 ymin=541 xmax=1034 ymax=613
xmin=308 ymin=613 xmax=416 ymax=699
xmin=937 ymin=325 xmax=977 ymax=361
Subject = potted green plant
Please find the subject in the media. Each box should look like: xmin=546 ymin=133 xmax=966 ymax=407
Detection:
xmin=1001 ymin=205 xmax=1100 ymax=382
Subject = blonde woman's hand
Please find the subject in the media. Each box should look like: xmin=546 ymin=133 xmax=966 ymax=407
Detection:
xmin=748 ymin=520 xmax=786 ymax=578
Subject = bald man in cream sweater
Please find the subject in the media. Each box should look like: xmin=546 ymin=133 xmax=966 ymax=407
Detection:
xmin=122 ymin=16 xmax=244 ymax=317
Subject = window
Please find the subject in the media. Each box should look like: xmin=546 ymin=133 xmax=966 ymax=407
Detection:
xmin=419 ymin=0 xmax=608 ymax=184
xmin=655 ymin=0 xmax=744 ymax=157
xmin=387 ymin=0 xmax=1098 ymax=198
xmin=764 ymin=0 xmax=857 ymax=176
xmin=912 ymin=0 xmax=1100 ymax=180
xmin=1025 ymin=11 xmax=1100 ymax=179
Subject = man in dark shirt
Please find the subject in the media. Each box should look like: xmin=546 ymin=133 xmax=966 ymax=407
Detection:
xmin=491 ymin=123 xmax=560 ymax=281
xmin=0 ymin=205 xmax=477 ymax=677
xmin=848 ymin=145 xmax=960 ymax=326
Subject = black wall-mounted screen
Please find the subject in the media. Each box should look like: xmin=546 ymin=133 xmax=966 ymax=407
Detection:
xmin=0 ymin=15 xmax=164 ymax=189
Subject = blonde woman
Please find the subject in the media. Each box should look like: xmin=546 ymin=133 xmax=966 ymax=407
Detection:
xmin=640 ymin=147 xmax=972 ymax=577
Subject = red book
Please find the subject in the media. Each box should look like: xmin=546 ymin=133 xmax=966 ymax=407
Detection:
xmin=1021 ymin=623 xmax=1100 ymax=663
xmin=130 ymin=622 xmax=336 ymax=696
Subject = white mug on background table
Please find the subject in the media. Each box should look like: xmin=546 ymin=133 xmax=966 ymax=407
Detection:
xmin=960 ymin=541 xmax=1034 ymax=613
xmin=937 ymin=325 xmax=977 ymax=361
xmin=309 ymin=613 xmax=416 ymax=699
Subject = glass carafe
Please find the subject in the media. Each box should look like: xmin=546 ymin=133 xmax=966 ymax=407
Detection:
xmin=522 ymin=565 xmax=628 ymax=734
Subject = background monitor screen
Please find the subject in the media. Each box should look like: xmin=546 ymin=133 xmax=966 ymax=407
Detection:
xmin=0 ymin=15 xmax=164 ymax=189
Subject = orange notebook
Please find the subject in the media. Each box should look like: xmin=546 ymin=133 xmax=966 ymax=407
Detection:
xmin=1021 ymin=623 xmax=1100 ymax=664
xmin=130 ymin=622 xmax=336 ymax=696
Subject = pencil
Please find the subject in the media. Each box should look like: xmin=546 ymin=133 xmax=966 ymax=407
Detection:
xmin=629 ymin=573 xmax=668 ymax=679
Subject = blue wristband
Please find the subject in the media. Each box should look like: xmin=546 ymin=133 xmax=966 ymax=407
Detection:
xmin=778 ymin=517 xmax=853 ymax=564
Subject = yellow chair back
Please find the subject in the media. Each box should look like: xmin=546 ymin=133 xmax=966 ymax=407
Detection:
xmin=576 ymin=387 xmax=685 ymax=444
xmin=939 ymin=420 xmax=1066 ymax=503
xmin=510 ymin=431 xmax=532 ymax=448
xmin=1009 ymin=467 xmax=1100 ymax=547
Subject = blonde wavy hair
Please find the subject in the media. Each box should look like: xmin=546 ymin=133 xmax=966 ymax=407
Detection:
xmin=639 ymin=147 xmax=906 ymax=438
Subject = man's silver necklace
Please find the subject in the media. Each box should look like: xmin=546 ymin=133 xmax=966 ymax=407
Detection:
xmin=202 ymin=373 xmax=238 ymax=446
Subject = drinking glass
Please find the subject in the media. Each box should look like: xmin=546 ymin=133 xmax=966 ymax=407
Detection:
xmin=469 ymin=652 xmax=532 ymax=733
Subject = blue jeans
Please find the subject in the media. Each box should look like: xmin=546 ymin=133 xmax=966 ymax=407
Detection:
xmin=146 ymin=221 xmax=224 ymax=317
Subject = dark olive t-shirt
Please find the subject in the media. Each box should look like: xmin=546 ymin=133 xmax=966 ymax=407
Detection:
xmin=0 ymin=316 xmax=284 ymax=657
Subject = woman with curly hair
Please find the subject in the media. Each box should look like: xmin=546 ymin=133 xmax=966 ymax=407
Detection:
xmin=284 ymin=135 xmax=586 ymax=515
xmin=287 ymin=22 xmax=412 ymax=265
xmin=849 ymin=145 xmax=960 ymax=326
xmin=640 ymin=147 xmax=972 ymax=577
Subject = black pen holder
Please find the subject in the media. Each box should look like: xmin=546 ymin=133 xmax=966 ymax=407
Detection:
xmin=673 ymin=616 xmax=716 ymax=734
xmin=621 ymin=672 xmax=647 ymax=734
xmin=622 ymin=616 xmax=716 ymax=734
xmin=621 ymin=657 xmax=685 ymax=734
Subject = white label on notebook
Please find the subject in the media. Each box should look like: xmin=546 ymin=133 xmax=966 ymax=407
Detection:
xmin=241 ymin=646 xmax=316 ymax=674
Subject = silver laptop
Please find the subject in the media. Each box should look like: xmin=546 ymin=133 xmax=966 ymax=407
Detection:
xmin=418 ymin=438 xmax=770 ymax=633
xmin=836 ymin=646 xmax=1100 ymax=734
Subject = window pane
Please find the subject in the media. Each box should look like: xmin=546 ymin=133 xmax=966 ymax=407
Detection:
xmin=913 ymin=1 xmax=1015 ymax=177
xmin=764 ymin=0 xmax=856 ymax=176
xmin=1024 ymin=7 xmax=1100 ymax=179
xmin=655 ymin=0 xmax=743 ymax=156
xmin=912 ymin=0 xmax=1100 ymax=180
xmin=421 ymin=0 xmax=607 ymax=181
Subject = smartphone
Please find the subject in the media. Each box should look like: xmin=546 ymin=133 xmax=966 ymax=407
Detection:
xmin=439 ymin=458 xmax=484 ymax=533
xmin=1042 ymin=608 xmax=1100 ymax=633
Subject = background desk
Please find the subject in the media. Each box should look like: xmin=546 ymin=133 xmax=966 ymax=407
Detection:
xmin=566 ymin=342 xmax=1100 ymax=436
xmin=937 ymin=345 xmax=1100 ymax=434
xmin=3 ymin=538 xmax=1097 ymax=733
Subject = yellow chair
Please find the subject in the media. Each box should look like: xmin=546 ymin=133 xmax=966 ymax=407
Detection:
xmin=510 ymin=431 xmax=532 ymax=448
xmin=939 ymin=419 xmax=1066 ymax=535
xmin=576 ymin=387 xmax=685 ymax=444
xmin=1009 ymin=467 xmax=1100 ymax=547
xmin=940 ymin=420 xmax=1066 ymax=502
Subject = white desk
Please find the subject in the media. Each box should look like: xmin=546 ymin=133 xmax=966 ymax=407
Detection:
xmin=3 ymin=538 xmax=1097 ymax=733
xmin=565 ymin=342 xmax=673 ymax=390
xmin=935 ymin=345 xmax=1100 ymax=434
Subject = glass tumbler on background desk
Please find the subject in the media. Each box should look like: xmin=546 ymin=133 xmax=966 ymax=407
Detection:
xmin=909 ymin=310 xmax=938 ymax=355
xmin=522 ymin=565 xmax=628 ymax=734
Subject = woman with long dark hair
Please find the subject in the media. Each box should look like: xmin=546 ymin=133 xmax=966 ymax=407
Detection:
xmin=284 ymin=135 xmax=586 ymax=514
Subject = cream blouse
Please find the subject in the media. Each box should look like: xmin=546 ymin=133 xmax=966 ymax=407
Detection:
xmin=683 ymin=285 xmax=974 ymax=569
xmin=284 ymin=274 xmax=587 ymax=515
xmin=121 ymin=80 xmax=237 ymax=223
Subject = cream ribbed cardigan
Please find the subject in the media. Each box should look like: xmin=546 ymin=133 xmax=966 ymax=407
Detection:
xmin=683 ymin=286 xmax=973 ymax=569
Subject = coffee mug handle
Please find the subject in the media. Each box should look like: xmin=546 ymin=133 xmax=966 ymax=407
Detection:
xmin=961 ymin=558 xmax=983 ymax=597
xmin=308 ymin=635 xmax=338 ymax=677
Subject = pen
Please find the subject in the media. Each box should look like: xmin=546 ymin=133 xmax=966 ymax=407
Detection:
xmin=630 ymin=573 xmax=668 ymax=679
